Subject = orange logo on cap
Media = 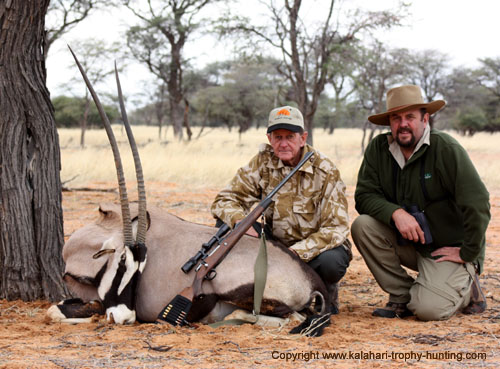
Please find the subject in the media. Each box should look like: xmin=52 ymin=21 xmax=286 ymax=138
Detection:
xmin=277 ymin=109 xmax=290 ymax=116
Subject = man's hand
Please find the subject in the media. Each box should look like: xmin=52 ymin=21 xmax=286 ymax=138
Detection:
xmin=431 ymin=247 xmax=465 ymax=263
xmin=392 ymin=208 xmax=426 ymax=244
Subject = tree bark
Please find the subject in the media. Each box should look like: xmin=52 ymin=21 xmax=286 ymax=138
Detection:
xmin=80 ymin=94 xmax=91 ymax=148
xmin=0 ymin=1 xmax=67 ymax=300
xmin=168 ymin=42 xmax=185 ymax=140
xmin=183 ymin=98 xmax=192 ymax=141
xmin=169 ymin=98 xmax=182 ymax=139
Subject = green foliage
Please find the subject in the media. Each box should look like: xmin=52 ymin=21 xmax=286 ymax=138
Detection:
xmin=52 ymin=95 xmax=119 ymax=128
xmin=440 ymin=66 xmax=500 ymax=133
xmin=191 ymin=57 xmax=284 ymax=133
xmin=453 ymin=109 xmax=488 ymax=136
xmin=485 ymin=116 xmax=500 ymax=133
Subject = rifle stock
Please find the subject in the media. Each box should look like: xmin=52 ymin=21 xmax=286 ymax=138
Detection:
xmin=157 ymin=150 xmax=314 ymax=326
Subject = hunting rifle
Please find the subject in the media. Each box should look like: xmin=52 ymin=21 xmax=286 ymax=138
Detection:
xmin=157 ymin=150 xmax=314 ymax=326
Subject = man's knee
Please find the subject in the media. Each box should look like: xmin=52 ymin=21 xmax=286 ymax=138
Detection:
xmin=351 ymin=215 xmax=391 ymax=252
xmin=351 ymin=214 xmax=375 ymax=240
xmin=308 ymin=246 xmax=350 ymax=284
xmin=408 ymin=283 xmax=468 ymax=321
xmin=409 ymin=300 xmax=454 ymax=321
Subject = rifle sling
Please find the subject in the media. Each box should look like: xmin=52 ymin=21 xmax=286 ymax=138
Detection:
xmin=253 ymin=226 xmax=268 ymax=315
xmin=208 ymin=225 xmax=268 ymax=327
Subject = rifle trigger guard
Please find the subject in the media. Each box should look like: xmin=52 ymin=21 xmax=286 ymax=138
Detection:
xmin=205 ymin=269 xmax=217 ymax=280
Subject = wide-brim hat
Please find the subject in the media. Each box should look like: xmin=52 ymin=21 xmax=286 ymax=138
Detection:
xmin=267 ymin=106 xmax=304 ymax=133
xmin=368 ymin=85 xmax=446 ymax=126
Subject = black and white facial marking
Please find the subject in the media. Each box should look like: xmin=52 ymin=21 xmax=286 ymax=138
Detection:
xmin=94 ymin=234 xmax=147 ymax=324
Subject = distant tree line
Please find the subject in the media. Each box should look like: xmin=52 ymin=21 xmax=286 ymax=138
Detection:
xmin=52 ymin=52 xmax=500 ymax=139
xmin=53 ymin=95 xmax=119 ymax=128
xmin=47 ymin=1 xmax=500 ymax=145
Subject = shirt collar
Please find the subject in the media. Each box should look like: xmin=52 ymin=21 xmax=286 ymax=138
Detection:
xmin=388 ymin=124 xmax=431 ymax=169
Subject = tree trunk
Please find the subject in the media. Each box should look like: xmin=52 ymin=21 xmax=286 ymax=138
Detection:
xmin=169 ymin=98 xmax=183 ymax=140
xmin=80 ymin=96 xmax=91 ymax=148
xmin=183 ymin=98 xmax=192 ymax=141
xmin=155 ymin=93 xmax=165 ymax=141
xmin=0 ymin=1 xmax=67 ymax=300
xmin=303 ymin=113 xmax=314 ymax=145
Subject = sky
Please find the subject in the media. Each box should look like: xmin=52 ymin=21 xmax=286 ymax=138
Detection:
xmin=45 ymin=0 xmax=500 ymax=105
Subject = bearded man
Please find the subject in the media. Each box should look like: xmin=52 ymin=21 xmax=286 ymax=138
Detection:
xmin=351 ymin=85 xmax=490 ymax=320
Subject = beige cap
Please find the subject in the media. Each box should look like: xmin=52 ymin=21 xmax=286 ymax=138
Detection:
xmin=267 ymin=106 xmax=304 ymax=133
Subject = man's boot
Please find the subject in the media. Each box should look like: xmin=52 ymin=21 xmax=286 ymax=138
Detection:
xmin=372 ymin=301 xmax=413 ymax=318
xmin=328 ymin=283 xmax=339 ymax=315
xmin=463 ymin=273 xmax=487 ymax=314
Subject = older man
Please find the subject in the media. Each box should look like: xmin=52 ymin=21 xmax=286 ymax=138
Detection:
xmin=351 ymin=85 xmax=490 ymax=320
xmin=211 ymin=106 xmax=351 ymax=313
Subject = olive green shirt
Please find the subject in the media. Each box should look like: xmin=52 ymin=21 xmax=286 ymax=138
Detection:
xmin=355 ymin=129 xmax=490 ymax=272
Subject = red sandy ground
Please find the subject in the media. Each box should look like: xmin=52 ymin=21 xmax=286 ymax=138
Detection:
xmin=0 ymin=182 xmax=498 ymax=368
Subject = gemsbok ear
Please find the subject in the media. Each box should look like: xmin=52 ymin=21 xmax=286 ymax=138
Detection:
xmin=93 ymin=249 xmax=116 ymax=259
xmin=131 ymin=211 xmax=152 ymax=232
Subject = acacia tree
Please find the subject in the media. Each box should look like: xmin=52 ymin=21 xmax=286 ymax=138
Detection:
xmin=354 ymin=42 xmax=407 ymax=153
xmin=476 ymin=58 xmax=500 ymax=99
xmin=325 ymin=43 xmax=360 ymax=134
xmin=62 ymin=38 xmax=123 ymax=147
xmin=45 ymin=0 xmax=115 ymax=59
xmin=220 ymin=0 xmax=405 ymax=144
xmin=439 ymin=67 xmax=489 ymax=133
xmin=153 ymin=81 xmax=169 ymax=140
xmin=130 ymin=79 xmax=170 ymax=139
xmin=193 ymin=58 xmax=280 ymax=136
xmin=0 ymin=1 xmax=66 ymax=300
xmin=123 ymin=0 xmax=223 ymax=140
xmin=476 ymin=57 xmax=500 ymax=127
xmin=405 ymin=49 xmax=449 ymax=127
xmin=470 ymin=58 xmax=500 ymax=132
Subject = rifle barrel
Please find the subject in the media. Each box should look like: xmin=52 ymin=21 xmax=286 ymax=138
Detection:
xmin=196 ymin=150 xmax=314 ymax=282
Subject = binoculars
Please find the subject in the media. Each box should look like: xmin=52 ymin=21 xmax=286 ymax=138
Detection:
xmin=396 ymin=205 xmax=433 ymax=245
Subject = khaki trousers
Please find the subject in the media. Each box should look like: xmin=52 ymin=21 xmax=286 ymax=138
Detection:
xmin=351 ymin=215 xmax=474 ymax=321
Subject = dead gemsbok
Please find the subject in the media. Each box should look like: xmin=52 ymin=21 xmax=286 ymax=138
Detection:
xmin=47 ymin=48 xmax=332 ymax=336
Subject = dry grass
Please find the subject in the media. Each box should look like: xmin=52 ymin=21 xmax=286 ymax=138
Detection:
xmin=59 ymin=126 xmax=500 ymax=192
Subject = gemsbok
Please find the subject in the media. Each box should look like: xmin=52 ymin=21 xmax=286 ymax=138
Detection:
xmin=47 ymin=48 xmax=332 ymax=337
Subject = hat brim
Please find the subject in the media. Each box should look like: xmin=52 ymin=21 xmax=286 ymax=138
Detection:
xmin=368 ymin=100 xmax=446 ymax=126
xmin=267 ymin=123 xmax=304 ymax=134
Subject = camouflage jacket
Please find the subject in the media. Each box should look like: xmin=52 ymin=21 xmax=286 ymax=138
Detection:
xmin=210 ymin=143 xmax=351 ymax=262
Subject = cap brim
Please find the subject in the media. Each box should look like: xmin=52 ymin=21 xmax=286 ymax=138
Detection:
xmin=267 ymin=123 xmax=304 ymax=133
xmin=368 ymin=100 xmax=446 ymax=126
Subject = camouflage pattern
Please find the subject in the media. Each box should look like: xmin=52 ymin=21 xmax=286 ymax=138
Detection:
xmin=211 ymin=143 xmax=351 ymax=262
